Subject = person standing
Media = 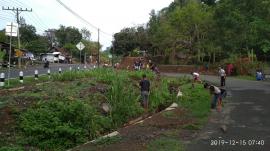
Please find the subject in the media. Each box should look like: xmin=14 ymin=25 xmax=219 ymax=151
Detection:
xmin=219 ymin=67 xmax=226 ymax=86
xmin=226 ymin=63 xmax=233 ymax=76
xmin=44 ymin=58 xmax=49 ymax=68
xmin=139 ymin=74 xmax=150 ymax=110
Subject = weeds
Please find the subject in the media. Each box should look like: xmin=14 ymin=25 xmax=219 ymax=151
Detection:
xmin=0 ymin=69 xmax=209 ymax=150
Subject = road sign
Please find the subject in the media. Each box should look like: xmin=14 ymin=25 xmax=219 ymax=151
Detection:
xmin=76 ymin=42 xmax=85 ymax=51
xmin=5 ymin=22 xmax=18 ymax=37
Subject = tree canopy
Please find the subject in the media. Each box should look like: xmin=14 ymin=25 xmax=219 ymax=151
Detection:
xmin=112 ymin=0 xmax=270 ymax=63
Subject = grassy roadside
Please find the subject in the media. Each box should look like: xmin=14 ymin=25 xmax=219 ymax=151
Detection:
xmin=0 ymin=69 xmax=182 ymax=150
xmin=146 ymin=83 xmax=210 ymax=151
xmin=0 ymin=69 xmax=211 ymax=151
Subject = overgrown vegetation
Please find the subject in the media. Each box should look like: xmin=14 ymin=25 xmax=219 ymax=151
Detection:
xmin=1 ymin=68 xmax=201 ymax=150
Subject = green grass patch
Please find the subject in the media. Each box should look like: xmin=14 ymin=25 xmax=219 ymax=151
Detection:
xmin=183 ymin=124 xmax=201 ymax=130
xmin=1 ymin=75 xmax=50 ymax=89
xmin=147 ymin=137 xmax=184 ymax=151
xmin=177 ymin=83 xmax=211 ymax=126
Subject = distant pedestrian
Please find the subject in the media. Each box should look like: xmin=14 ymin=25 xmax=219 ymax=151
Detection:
xmin=138 ymin=58 xmax=143 ymax=70
xmin=256 ymin=70 xmax=264 ymax=81
xmin=140 ymin=74 xmax=150 ymax=110
xmin=219 ymin=67 xmax=226 ymax=86
xmin=134 ymin=60 xmax=139 ymax=70
xmin=205 ymin=63 xmax=209 ymax=72
xmin=148 ymin=60 xmax=153 ymax=70
xmin=226 ymin=64 xmax=233 ymax=76
xmin=44 ymin=58 xmax=49 ymax=68
xmin=191 ymin=72 xmax=201 ymax=88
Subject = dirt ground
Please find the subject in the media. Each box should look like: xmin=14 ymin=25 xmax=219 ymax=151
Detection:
xmin=71 ymin=107 xmax=198 ymax=151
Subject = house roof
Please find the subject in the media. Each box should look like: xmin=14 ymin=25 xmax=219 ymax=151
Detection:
xmin=49 ymin=46 xmax=69 ymax=56
xmin=0 ymin=42 xmax=16 ymax=51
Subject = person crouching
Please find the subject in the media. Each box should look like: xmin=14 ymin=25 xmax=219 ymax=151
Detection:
xmin=209 ymin=85 xmax=221 ymax=109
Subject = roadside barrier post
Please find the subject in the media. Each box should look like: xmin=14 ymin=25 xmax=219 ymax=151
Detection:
xmin=59 ymin=68 xmax=62 ymax=74
xmin=0 ymin=73 xmax=5 ymax=87
xmin=47 ymin=69 xmax=51 ymax=79
xmin=35 ymin=70 xmax=38 ymax=80
xmin=77 ymin=66 xmax=80 ymax=70
xmin=19 ymin=71 xmax=23 ymax=83
xmin=69 ymin=66 xmax=72 ymax=71
xmin=84 ymin=65 xmax=87 ymax=70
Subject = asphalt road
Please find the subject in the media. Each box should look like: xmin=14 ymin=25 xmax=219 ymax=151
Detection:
xmin=163 ymin=73 xmax=270 ymax=151
xmin=0 ymin=63 xmax=94 ymax=79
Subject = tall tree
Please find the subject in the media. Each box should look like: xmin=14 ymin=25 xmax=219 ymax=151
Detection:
xmin=0 ymin=30 xmax=7 ymax=42
xmin=25 ymin=36 xmax=48 ymax=54
xmin=214 ymin=0 xmax=270 ymax=58
xmin=55 ymin=25 xmax=82 ymax=47
xmin=20 ymin=24 xmax=38 ymax=44
xmin=112 ymin=27 xmax=138 ymax=55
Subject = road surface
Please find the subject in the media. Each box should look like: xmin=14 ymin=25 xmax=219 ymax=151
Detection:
xmin=163 ymin=73 xmax=270 ymax=151
xmin=0 ymin=64 xmax=94 ymax=79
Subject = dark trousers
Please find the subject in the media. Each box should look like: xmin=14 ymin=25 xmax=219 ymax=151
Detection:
xmin=221 ymin=76 xmax=226 ymax=86
xmin=211 ymin=93 xmax=221 ymax=109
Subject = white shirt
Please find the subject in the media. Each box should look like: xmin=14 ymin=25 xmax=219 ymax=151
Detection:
xmin=214 ymin=86 xmax=221 ymax=94
xmin=193 ymin=72 xmax=199 ymax=77
xmin=219 ymin=69 xmax=226 ymax=77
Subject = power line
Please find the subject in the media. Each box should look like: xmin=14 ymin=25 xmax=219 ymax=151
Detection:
xmin=55 ymin=0 xmax=99 ymax=30
xmin=55 ymin=0 xmax=113 ymax=37
xmin=3 ymin=0 xmax=51 ymax=31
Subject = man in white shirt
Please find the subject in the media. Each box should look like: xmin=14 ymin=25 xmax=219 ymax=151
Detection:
xmin=191 ymin=72 xmax=201 ymax=88
xmin=210 ymin=85 xmax=221 ymax=109
xmin=219 ymin=67 xmax=226 ymax=86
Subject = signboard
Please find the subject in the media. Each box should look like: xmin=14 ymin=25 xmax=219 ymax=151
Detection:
xmin=5 ymin=22 xmax=18 ymax=37
xmin=76 ymin=42 xmax=85 ymax=51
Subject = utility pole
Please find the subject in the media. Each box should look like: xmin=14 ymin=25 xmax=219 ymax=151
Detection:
xmin=2 ymin=7 xmax=32 ymax=68
xmin=97 ymin=28 xmax=100 ymax=68
xmin=45 ymin=29 xmax=56 ymax=48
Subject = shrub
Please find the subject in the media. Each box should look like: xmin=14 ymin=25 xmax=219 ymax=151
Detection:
xmin=0 ymin=146 xmax=24 ymax=151
xmin=149 ymin=79 xmax=172 ymax=112
xmin=19 ymin=100 xmax=111 ymax=150
xmin=107 ymin=77 xmax=143 ymax=127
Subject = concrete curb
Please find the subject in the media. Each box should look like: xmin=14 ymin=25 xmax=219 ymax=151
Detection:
xmin=67 ymin=102 xmax=179 ymax=151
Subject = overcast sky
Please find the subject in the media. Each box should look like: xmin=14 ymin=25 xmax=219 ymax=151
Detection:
xmin=0 ymin=0 xmax=174 ymax=50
